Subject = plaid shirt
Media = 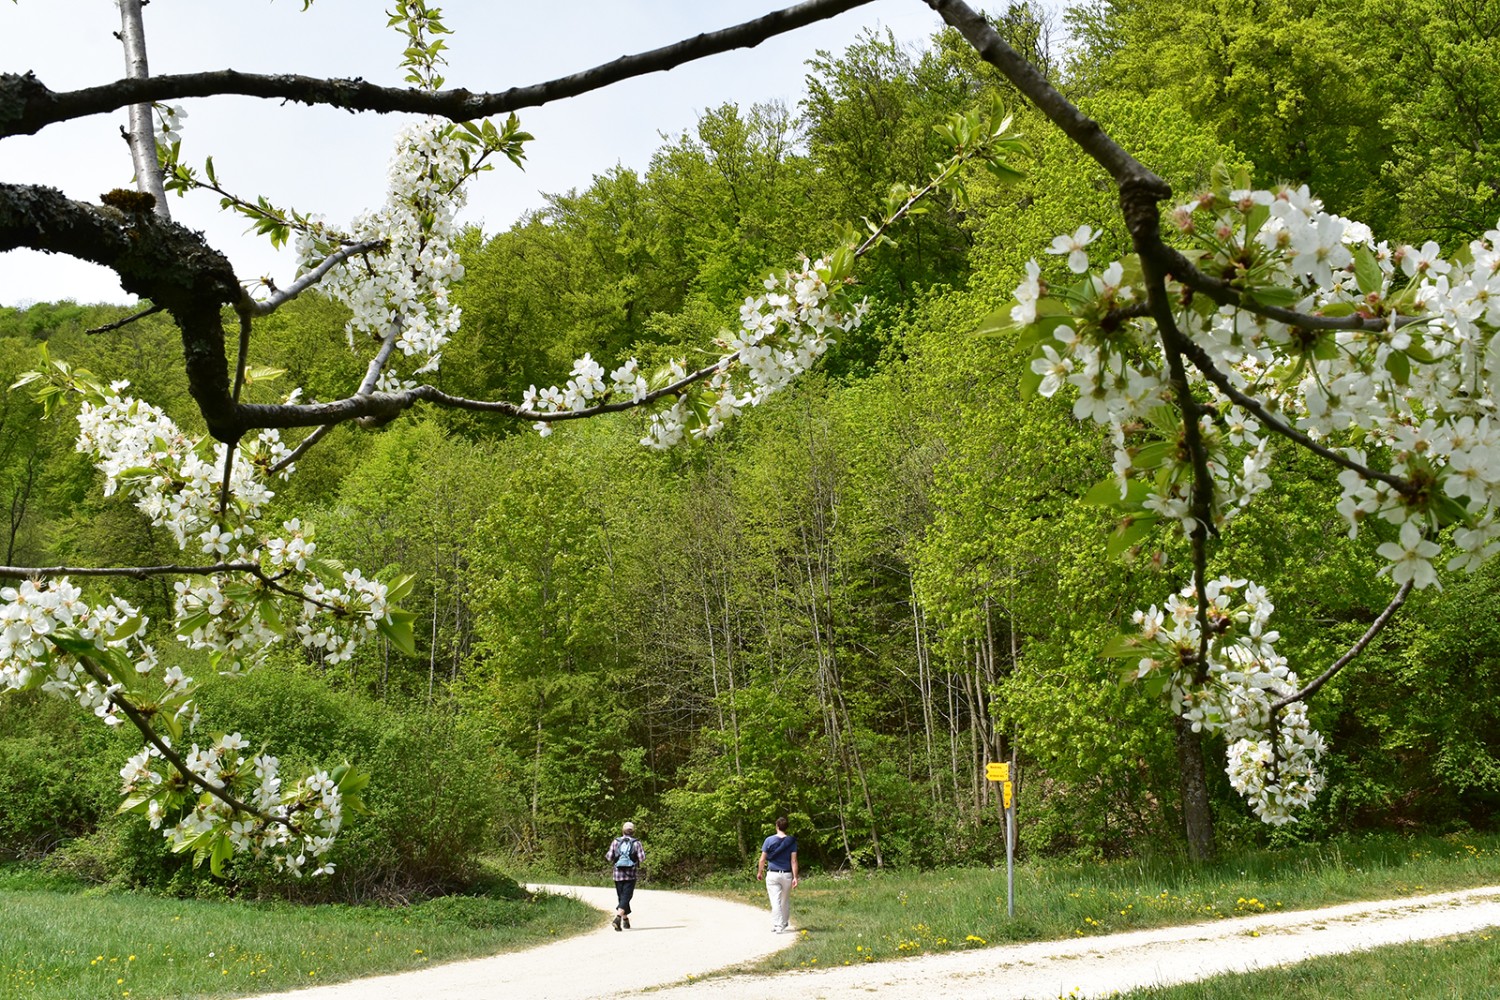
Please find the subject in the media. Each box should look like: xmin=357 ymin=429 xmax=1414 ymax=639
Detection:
xmin=607 ymin=836 xmax=645 ymax=881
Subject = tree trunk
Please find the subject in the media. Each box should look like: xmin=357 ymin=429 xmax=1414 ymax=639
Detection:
xmin=1173 ymin=716 xmax=1216 ymax=862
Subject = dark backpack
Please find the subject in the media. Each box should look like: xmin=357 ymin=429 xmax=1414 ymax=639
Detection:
xmin=615 ymin=836 xmax=637 ymax=868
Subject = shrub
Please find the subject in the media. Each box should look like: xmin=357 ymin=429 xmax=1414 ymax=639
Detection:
xmin=0 ymin=692 xmax=122 ymax=860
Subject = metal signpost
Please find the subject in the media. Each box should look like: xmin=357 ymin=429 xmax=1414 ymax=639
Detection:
xmin=985 ymin=761 xmax=1015 ymax=916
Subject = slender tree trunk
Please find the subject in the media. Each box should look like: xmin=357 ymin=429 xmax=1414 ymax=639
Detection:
xmin=912 ymin=580 xmax=939 ymax=807
xmin=1173 ymin=716 xmax=1217 ymax=861
xmin=947 ymin=671 xmax=961 ymax=810
xmin=116 ymin=0 xmax=170 ymax=216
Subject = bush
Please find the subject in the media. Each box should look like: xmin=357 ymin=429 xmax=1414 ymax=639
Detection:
xmin=0 ymin=692 xmax=122 ymax=860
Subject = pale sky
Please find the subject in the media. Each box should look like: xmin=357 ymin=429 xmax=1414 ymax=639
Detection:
xmin=0 ymin=0 xmax=954 ymax=307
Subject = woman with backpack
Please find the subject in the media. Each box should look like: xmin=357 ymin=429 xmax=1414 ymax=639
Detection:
xmin=606 ymin=821 xmax=645 ymax=930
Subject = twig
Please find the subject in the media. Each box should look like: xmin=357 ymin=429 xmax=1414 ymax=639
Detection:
xmin=1271 ymin=579 xmax=1415 ymax=711
xmin=74 ymin=652 xmax=283 ymax=826
xmin=217 ymin=441 xmax=236 ymax=523
xmin=1162 ymin=324 xmax=1413 ymax=496
xmin=241 ymin=240 xmax=383 ymax=317
xmin=86 ymin=302 xmax=164 ymax=334
xmin=270 ymin=424 xmax=331 ymax=474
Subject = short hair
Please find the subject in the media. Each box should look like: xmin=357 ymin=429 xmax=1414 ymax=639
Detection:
xmin=775 ymin=816 xmax=789 ymax=832
xmin=622 ymin=821 xmax=635 ymax=833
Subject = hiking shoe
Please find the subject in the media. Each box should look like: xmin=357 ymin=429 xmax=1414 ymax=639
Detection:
xmin=622 ymin=917 xmax=631 ymax=929
xmin=612 ymin=914 xmax=622 ymax=931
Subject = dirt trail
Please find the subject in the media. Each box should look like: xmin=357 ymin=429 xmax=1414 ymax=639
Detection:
xmin=243 ymin=883 xmax=794 ymax=1000
xmin=637 ymin=885 xmax=1500 ymax=1000
xmin=244 ymin=883 xmax=1500 ymax=1000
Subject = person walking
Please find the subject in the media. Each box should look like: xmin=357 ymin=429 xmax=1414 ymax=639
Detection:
xmin=606 ymin=821 xmax=645 ymax=931
xmin=756 ymin=816 xmax=800 ymax=933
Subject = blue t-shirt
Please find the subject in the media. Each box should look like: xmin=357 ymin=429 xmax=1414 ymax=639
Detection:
xmin=761 ymin=833 xmax=798 ymax=871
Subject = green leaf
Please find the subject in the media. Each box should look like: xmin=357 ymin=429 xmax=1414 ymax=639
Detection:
xmin=47 ymin=630 xmax=98 ymax=657
xmin=384 ymin=573 xmax=417 ymax=604
xmin=1384 ymin=349 xmax=1411 ymax=386
xmin=1353 ymin=247 xmax=1383 ymax=296
xmin=1083 ymin=479 xmax=1127 ymax=507
xmin=1244 ymin=284 xmax=1300 ymax=309
xmin=1099 ymin=632 xmax=1145 ymax=659
xmin=1131 ymin=441 xmax=1177 ymax=471
xmin=377 ymin=610 xmax=419 ymax=658
xmin=973 ymin=307 xmax=1014 ymax=337
xmin=1019 ymin=354 xmax=1045 ymax=399
xmin=1144 ymin=405 xmax=1181 ymax=437
xmin=1106 ymin=514 xmax=1160 ymax=558
xmin=1431 ymin=492 xmax=1473 ymax=529
xmin=209 ymin=832 xmax=233 ymax=877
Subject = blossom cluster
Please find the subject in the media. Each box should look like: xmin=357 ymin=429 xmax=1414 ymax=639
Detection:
xmin=523 ymin=254 xmax=869 ymax=449
xmin=307 ymin=117 xmax=469 ymax=379
xmin=1022 ymin=180 xmax=1500 ymax=587
xmin=1129 ymin=578 xmax=1324 ymax=824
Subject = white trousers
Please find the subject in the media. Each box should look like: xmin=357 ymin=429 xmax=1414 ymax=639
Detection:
xmin=766 ymin=871 xmax=794 ymax=930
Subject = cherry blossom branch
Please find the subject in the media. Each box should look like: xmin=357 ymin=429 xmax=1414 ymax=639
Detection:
xmin=1146 ymin=270 xmax=1217 ymax=680
xmin=218 ymin=442 xmax=237 ymax=522
xmin=1 ymin=0 xmax=880 ymax=138
xmin=1162 ymin=323 xmax=1414 ymax=495
xmin=1270 ymin=579 xmax=1414 ymax=712
xmin=1162 ymin=247 xmax=1424 ymax=333
xmin=73 ymin=652 xmax=283 ymax=825
xmin=240 ymin=241 xmax=383 ymax=317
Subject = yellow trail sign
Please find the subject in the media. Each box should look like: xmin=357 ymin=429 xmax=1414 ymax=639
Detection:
xmin=985 ymin=762 xmax=1010 ymax=782
xmin=1002 ymin=780 xmax=1014 ymax=809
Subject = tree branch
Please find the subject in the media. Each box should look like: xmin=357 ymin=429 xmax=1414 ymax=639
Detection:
xmin=239 ymin=240 xmax=384 ymax=317
xmin=0 ymin=561 xmax=257 ymax=579
xmin=270 ymin=425 xmax=331 ymax=475
xmin=85 ymin=302 xmax=165 ymax=335
xmin=1270 ymin=579 xmax=1414 ymax=712
xmin=1 ymin=0 xmax=881 ymax=138
xmin=75 ymin=652 xmax=282 ymax=826
xmin=1161 ymin=321 xmax=1413 ymax=496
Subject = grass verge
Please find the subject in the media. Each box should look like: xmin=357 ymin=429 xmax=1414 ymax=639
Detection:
xmin=0 ymin=867 xmax=598 ymax=1000
xmin=702 ymin=832 xmax=1499 ymax=972
xmin=1116 ymin=926 xmax=1499 ymax=998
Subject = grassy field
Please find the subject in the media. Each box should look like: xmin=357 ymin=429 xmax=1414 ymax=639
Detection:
xmin=1117 ymin=927 xmax=1499 ymax=998
xmin=703 ymin=832 xmax=1500 ymax=973
xmin=0 ymin=867 xmax=599 ymax=1000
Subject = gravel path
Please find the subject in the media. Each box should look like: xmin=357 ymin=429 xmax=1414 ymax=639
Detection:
xmin=244 ymin=883 xmax=1500 ymax=1000
xmin=642 ymin=885 xmax=1500 ymax=1000
xmin=243 ymin=883 xmax=795 ymax=1000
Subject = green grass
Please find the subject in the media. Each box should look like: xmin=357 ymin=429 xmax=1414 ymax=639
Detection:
xmin=1117 ymin=927 xmax=1500 ymax=998
xmin=701 ymin=832 xmax=1500 ymax=973
xmin=0 ymin=867 xmax=599 ymax=1000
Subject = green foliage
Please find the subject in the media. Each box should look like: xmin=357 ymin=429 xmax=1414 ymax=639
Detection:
xmin=0 ymin=695 xmax=121 ymax=860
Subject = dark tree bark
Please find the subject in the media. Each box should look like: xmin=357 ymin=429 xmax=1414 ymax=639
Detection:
xmin=1173 ymin=716 xmax=1217 ymax=862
